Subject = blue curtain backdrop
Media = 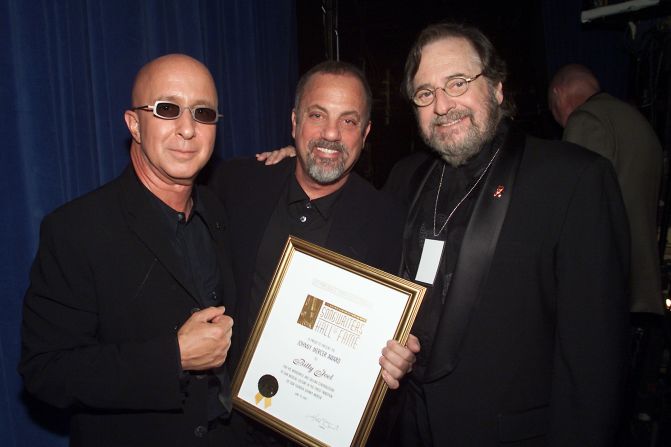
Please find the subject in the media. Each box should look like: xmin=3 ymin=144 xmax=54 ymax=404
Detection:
xmin=0 ymin=1 xmax=297 ymax=445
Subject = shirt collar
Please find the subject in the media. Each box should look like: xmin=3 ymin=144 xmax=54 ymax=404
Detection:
xmin=287 ymin=175 xmax=344 ymax=220
xmin=148 ymin=186 xmax=201 ymax=234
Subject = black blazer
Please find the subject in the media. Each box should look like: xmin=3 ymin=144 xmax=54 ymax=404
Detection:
xmin=208 ymin=157 xmax=405 ymax=372
xmin=385 ymin=127 xmax=630 ymax=446
xmin=20 ymin=166 xmax=236 ymax=447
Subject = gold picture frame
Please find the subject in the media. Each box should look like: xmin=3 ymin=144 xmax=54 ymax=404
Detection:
xmin=231 ymin=236 xmax=425 ymax=447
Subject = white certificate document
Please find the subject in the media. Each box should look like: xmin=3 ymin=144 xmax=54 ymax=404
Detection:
xmin=232 ymin=237 xmax=425 ymax=447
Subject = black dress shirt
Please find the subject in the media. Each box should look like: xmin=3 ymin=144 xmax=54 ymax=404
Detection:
xmin=154 ymin=190 xmax=220 ymax=308
xmin=150 ymin=188 xmax=229 ymax=421
xmin=249 ymin=175 xmax=343 ymax=331
xmin=406 ymin=123 xmax=508 ymax=379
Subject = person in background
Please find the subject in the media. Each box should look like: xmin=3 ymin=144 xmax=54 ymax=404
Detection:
xmin=549 ymin=62 xmax=666 ymax=428
xmin=549 ymin=63 xmax=663 ymax=316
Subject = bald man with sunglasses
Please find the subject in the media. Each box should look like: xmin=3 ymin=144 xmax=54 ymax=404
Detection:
xmin=20 ymin=54 xmax=236 ymax=446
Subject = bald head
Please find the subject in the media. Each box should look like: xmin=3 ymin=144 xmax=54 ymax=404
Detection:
xmin=548 ymin=64 xmax=600 ymax=127
xmin=124 ymin=53 xmax=219 ymax=195
xmin=131 ymin=54 xmax=217 ymax=107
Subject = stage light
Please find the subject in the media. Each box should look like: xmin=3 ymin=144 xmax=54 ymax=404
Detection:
xmin=581 ymin=0 xmax=660 ymax=23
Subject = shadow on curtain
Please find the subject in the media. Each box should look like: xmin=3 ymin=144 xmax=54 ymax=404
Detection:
xmin=0 ymin=1 xmax=297 ymax=445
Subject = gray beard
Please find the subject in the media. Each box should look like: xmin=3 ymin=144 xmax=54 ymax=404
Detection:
xmin=305 ymin=139 xmax=349 ymax=184
xmin=422 ymin=93 xmax=501 ymax=167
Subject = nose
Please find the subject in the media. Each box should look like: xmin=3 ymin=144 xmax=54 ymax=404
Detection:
xmin=433 ymin=87 xmax=456 ymax=115
xmin=176 ymin=109 xmax=196 ymax=140
xmin=321 ymin=118 xmax=341 ymax=141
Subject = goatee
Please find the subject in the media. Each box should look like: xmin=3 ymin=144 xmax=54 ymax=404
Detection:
xmin=305 ymin=139 xmax=349 ymax=184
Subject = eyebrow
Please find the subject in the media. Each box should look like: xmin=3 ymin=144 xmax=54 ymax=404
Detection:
xmin=414 ymin=72 xmax=473 ymax=91
xmin=305 ymin=104 xmax=362 ymax=120
xmin=156 ymin=95 xmax=216 ymax=107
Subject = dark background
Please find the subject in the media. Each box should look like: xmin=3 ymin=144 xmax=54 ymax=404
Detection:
xmin=2 ymin=1 xmax=671 ymax=446
xmin=296 ymin=0 xmax=670 ymax=188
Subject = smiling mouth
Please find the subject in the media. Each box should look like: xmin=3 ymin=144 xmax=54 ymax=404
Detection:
xmin=436 ymin=115 xmax=470 ymax=128
xmin=315 ymin=146 xmax=340 ymax=155
xmin=308 ymin=138 xmax=347 ymax=160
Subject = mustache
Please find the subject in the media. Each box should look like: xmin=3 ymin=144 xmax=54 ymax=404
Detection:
xmin=308 ymin=139 xmax=347 ymax=153
xmin=432 ymin=110 xmax=473 ymax=126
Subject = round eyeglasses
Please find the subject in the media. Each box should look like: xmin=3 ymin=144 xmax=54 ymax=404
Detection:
xmin=131 ymin=101 xmax=222 ymax=124
xmin=412 ymin=73 xmax=483 ymax=107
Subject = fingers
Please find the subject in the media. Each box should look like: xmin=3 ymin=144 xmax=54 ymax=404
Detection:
xmin=279 ymin=146 xmax=297 ymax=160
xmin=210 ymin=313 xmax=233 ymax=327
xmin=381 ymin=369 xmax=400 ymax=390
xmin=379 ymin=339 xmax=418 ymax=389
xmin=255 ymin=146 xmax=297 ymax=165
xmin=379 ymin=344 xmax=406 ymax=380
xmin=255 ymin=151 xmax=272 ymax=161
xmin=178 ymin=307 xmax=233 ymax=371
xmin=407 ymin=334 xmax=421 ymax=354
xmin=189 ymin=306 xmax=226 ymax=323
xmin=255 ymin=150 xmax=281 ymax=165
xmin=384 ymin=340 xmax=417 ymax=367
xmin=264 ymin=153 xmax=280 ymax=165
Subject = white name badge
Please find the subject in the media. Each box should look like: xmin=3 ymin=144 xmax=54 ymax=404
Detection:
xmin=415 ymin=238 xmax=445 ymax=285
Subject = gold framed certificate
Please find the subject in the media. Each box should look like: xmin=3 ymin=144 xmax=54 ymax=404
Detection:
xmin=231 ymin=236 xmax=425 ymax=447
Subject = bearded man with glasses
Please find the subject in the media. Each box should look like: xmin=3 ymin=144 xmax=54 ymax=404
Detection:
xmin=380 ymin=22 xmax=631 ymax=446
xmin=20 ymin=54 xmax=236 ymax=446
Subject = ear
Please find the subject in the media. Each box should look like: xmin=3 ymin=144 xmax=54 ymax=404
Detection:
xmin=124 ymin=110 xmax=141 ymax=144
xmin=549 ymin=86 xmax=571 ymax=127
xmin=494 ymin=81 xmax=504 ymax=105
xmin=291 ymin=109 xmax=297 ymax=140
xmin=362 ymin=120 xmax=371 ymax=145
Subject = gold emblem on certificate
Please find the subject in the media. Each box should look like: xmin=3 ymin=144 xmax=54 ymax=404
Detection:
xmin=297 ymin=295 xmax=323 ymax=329
xmin=298 ymin=295 xmax=366 ymax=349
xmin=255 ymin=374 xmax=278 ymax=409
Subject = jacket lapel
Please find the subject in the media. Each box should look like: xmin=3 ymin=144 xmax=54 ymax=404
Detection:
xmin=118 ymin=167 xmax=200 ymax=305
xmin=424 ymin=129 xmax=526 ymax=382
xmin=197 ymin=186 xmax=236 ymax=310
xmin=326 ymin=173 xmax=371 ymax=260
xmin=196 ymin=186 xmax=235 ymax=416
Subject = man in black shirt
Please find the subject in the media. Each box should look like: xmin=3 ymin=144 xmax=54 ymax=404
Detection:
xmin=209 ymin=60 xmax=418 ymax=445
xmin=383 ymin=22 xmax=630 ymax=446
xmin=20 ymin=54 xmax=235 ymax=446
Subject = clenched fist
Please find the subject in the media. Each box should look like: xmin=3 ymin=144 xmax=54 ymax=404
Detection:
xmin=177 ymin=306 xmax=233 ymax=371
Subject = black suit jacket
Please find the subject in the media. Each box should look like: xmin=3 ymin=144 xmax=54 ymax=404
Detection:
xmin=208 ymin=157 xmax=404 ymax=373
xmin=20 ymin=166 xmax=236 ymax=447
xmin=385 ymin=127 xmax=630 ymax=446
